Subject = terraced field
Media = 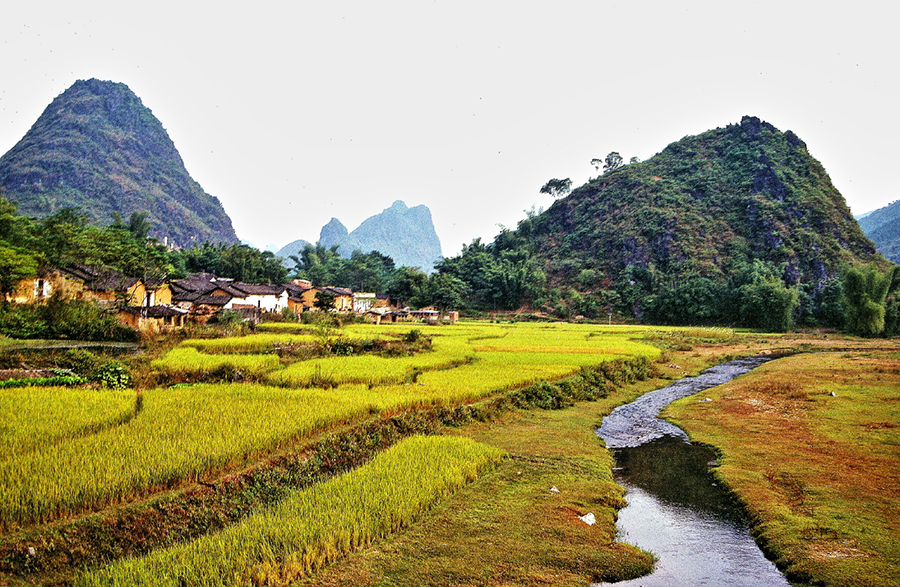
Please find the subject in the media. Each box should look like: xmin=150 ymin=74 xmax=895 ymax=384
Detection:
xmin=0 ymin=321 xmax=663 ymax=584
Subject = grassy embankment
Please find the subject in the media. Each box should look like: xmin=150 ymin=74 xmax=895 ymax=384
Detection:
xmin=300 ymin=327 xmax=771 ymax=585
xmin=665 ymin=348 xmax=900 ymax=587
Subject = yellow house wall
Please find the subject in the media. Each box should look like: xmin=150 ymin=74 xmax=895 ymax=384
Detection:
xmin=94 ymin=282 xmax=145 ymax=306
xmin=149 ymin=284 xmax=172 ymax=305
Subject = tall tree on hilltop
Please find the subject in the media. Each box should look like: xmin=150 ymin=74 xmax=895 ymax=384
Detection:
xmin=540 ymin=178 xmax=572 ymax=199
xmin=603 ymin=152 xmax=623 ymax=174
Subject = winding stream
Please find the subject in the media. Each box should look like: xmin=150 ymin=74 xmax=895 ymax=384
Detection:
xmin=595 ymin=357 xmax=791 ymax=587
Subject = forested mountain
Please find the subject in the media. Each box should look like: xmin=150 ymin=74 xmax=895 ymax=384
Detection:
xmin=437 ymin=116 xmax=894 ymax=331
xmin=0 ymin=79 xmax=239 ymax=246
xmin=858 ymin=199 xmax=900 ymax=263
xmin=304 ymin=200 xmax=443 ymax=272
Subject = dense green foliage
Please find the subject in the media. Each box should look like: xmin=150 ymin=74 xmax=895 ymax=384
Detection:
xmin=436 ymin=232 xmax=545 ymax=312
xmin=436 ymin=116 xmax=892 ymax=331
xmin=841 ymin=264 xmax=900 ymax=336
xmin=0 ymin=197 xmax=177 ymax=281
xmin=0 ymin=294 xmax=139 ymax=341
xmin=178 ymin=242 xmax=288 ymax=284
xmin=0 ymin=79 xmax=238 ymax=245
xmin=290 ymin=243 xmax=395 ymax=291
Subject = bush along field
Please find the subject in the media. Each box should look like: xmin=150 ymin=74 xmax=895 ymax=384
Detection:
xmin=0 ymin=320 xmax=896 ymax=586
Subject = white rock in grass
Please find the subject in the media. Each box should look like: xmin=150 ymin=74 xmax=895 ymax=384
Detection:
xmin=579 ymin=512 xmax=596 ymax=526
xmin=550 ymin=486 xmax=560 ymax=494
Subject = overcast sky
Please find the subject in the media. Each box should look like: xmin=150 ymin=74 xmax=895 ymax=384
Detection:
xmin=1 ymin=1 xmax=896 ymax=256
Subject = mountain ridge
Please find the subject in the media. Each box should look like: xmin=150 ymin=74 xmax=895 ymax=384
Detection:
xmin=278 ymin=200 xmax=442 ymax=272
xmin=0 ymin=78 xmax=239 ymax=246
xmin=858 ymin=199 xmax=900 ymax=263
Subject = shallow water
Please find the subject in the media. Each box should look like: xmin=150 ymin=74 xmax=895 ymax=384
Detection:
xmin=595 ymin=357 xmax=791 ymax=587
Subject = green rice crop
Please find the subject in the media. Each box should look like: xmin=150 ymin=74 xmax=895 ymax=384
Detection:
xmin=267 ymin=337 xmax=474 ymax=387
xmin=151 ymin=347 xmax=281 ymax=376
xmin=77 ymin=435 xmax=504 ymax=587
xmin=0 ymin=386 xmax=137 ymax=455
xmin=0 ymin=375 xmax=86 ymax=389
xmin=180 ymin=333 xmax=320 ymax=354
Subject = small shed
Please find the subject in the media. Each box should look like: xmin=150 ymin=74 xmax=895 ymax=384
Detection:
xmin=118 ymin=305 xmax=188 ymax=333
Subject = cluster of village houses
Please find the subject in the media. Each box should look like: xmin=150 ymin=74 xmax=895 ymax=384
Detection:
xmin=12 ymin=265 xmax=458 ymax=333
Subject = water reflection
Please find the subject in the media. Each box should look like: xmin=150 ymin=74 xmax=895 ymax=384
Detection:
xmin=596 ymin=436 xmax=790 ymax=587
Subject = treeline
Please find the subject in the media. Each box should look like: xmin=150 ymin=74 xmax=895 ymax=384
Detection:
xmin=0 ymin=195 xmax=465 ymax=315
xmin=430 ymin=209 xmax=899 ymax=336
xmin=4 ymin=190 xmax=898 ymax=336
xmin=288 ymin=243 xmax=468 ymax=311
xmin=0 ymin=195 xmax=291 ymax=297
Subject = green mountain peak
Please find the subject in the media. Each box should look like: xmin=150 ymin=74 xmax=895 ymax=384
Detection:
xmin=0 ymin=78 xmax=239 ymax=246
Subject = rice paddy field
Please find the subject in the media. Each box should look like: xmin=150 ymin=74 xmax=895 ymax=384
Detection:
xmin=1 ymin=320 xmax=897 ymax=586
xmin=0 ymin=322 xmax=661 ymax=530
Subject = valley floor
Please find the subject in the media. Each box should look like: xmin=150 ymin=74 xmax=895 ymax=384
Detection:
xmin=0 ymin=325 xmax=897 ymax=586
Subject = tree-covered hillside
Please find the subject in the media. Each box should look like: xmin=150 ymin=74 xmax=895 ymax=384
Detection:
xmin=0 ymin=79 xmax=239 ymax=246
xmin=858 ymin=199 xmax=900 ymax=263
xmin=437 ymin=116 xmax=897 ymax=332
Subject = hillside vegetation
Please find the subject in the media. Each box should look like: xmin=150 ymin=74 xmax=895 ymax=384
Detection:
xmin=859 ymin=199 xmax=900 ymax=263
xmin=436 ymin=116 xmax=898 ymax=333
xmin=0 ymin=79 xmax=239 ymax=246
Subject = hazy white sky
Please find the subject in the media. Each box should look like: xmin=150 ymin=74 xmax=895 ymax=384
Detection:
xmin=1 ymin=1 xmax=896 ymax=256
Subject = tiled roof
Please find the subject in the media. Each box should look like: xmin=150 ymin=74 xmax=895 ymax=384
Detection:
xmin=230 ymin=282 xmax=287 ymax=296
xmin=194 ymin=295 xmax=232 ymax=306
xmin=171 ymin=290 xmax=203 ymax=303
xmin=59 ymin=265 xmax=141 ymax=292
xmin=170 ymin=277 xmax=218 ymax=294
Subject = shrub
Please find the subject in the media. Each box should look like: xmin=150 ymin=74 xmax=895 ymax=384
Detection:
xmin=95 ymin=361 xmax=132 ymax=389
xmin=57 ymin=348 xmax=102 ymax=378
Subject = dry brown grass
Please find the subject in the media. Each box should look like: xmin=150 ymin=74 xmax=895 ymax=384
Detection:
xmin=665 ymin=348 xmax=900 ymax=587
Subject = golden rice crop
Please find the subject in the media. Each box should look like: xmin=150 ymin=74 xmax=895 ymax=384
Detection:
xmin=180 ymin=333 xmax=319 ymax=354
xmin=77 ymin=435 xmax=504 ymax=587
xmin=9 ymin=322 xmax=660 ymax=526
xmin=0 ymin=386 xmax=137 ymax=455
xmin=0 ymin=384 xmax=380 ymax=527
